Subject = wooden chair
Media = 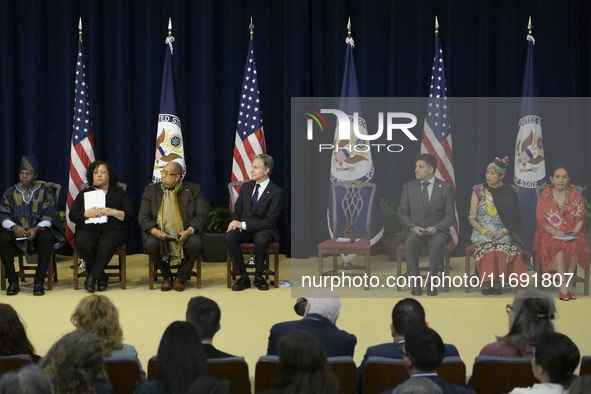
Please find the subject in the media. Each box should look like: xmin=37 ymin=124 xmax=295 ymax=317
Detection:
xmin=318 ymin=181 xmax=377 ymax=290
xmin=255 ymin=355 xmax=357 ymax=394
xmin=395 ymin=242 xmax=454 ymax=292
xmin=1 ymin=182 xmax=61 ymax=291
xmin=470 ymin=356 xmax=537 ymax=394
xmin=72 ymin=182 xmax=128 ymax=290
xmin=73 ymin=245 xmax=127 ymax=289
xmin=208 ymin=357 xmax=250 ymax=394
xmin=103 ymin=358 xmax=141 ymax=394
xmin=148 ymin=356 xmax=250 ymax=394
xmin=226 ymin=181 xmax=280 ymax=288
xmin=581 ymin=355 xmax=591 ymax=375
xmin=226 ymin=243 xmax=279 ymax=288
xmin=0 ymin=354 xmax=33 ymax=374
xmin=362 ymin=356 xmax=466 ymax=394
xmin=148 ymin=255 xmax=202 ymax=289
xmin=531 ymin=184 xmax=589 ymax=296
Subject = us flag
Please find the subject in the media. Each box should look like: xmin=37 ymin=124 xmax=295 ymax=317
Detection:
xmin=230 ymin=36 xmax=266 ymax=203
xmin=420 ymin=28 xmax=459 ymax=247
xmin=66 ymin=20 xmax=95 ymax=246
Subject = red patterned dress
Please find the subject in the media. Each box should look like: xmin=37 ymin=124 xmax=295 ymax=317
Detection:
xmin=533 ymin=185 xmax=590 ymax=273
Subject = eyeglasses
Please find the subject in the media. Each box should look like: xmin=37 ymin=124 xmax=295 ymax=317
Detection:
xmin=506 ymin=304 xmax=513 ymax=313
xmin=160 ymin=170 xmax=180 ymax=177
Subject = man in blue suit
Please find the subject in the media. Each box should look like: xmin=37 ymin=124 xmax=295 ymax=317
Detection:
xmin=226 ymin=154 xmax=284 ymax=291
xmin=400 ymin=326 xmax=475 ymax=394
xmin=266 ymin=289 xmax=357 ymax=357
xmin=357 ymin=299 xmax=459 ymax=392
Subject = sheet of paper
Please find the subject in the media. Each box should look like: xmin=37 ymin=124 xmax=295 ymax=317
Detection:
xmin=84 ymin=190 xmax=108 ymax=224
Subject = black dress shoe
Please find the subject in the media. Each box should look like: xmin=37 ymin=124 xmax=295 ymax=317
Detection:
xmin=33 ymin=283 xmax=45 ymax=296
xmin=97 ymin=278 xmax=108 ymax=292
xmin=491 ymin=287 xmax=502 ymax=295
xmin=254 ymin=276 xmax=269 ymax=291
xmin=411 ymin=287 xmax=422 ymax=296
xmin=6 ymin=282 xmax=19 ymax=296
xmin=481 ymin=286 xmax=492 ymax=295
xmin=427 ymin=287 xmax=438 ymax=296
xmin=84 ymin=276 xmax=96 ymax=293
xmin=232 ymin=277 xmax=251 ymax=291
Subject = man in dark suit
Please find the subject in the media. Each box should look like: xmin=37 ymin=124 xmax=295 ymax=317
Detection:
xmin=186 ymin=296 xmax=235 ymax=359
xmin=267 ymin=289 xmax=357 ymax=357
xmin=357 ymin=299 xmax=459 ymax=392
xmin=226 ymin=154 xmax=284 ymax=291
xmin=138 ymin=162 xmax=208 ymax=291
xmin=398 ymin=153 xmax=455 ymax=296
xmin=399 ymin=326 xmax=475 ymax=394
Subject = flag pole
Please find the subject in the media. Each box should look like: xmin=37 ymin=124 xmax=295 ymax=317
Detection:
xmin=78 ymin=17 xmax=82 ymax=40
xmin=249 ymin=17 xmax=254 ymax=40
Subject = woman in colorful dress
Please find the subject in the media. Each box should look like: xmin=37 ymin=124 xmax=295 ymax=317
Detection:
xmin=533 ymin=165 xmax=590 ymax=300
xmin=468 ymin=157 xmax=528 ymax=295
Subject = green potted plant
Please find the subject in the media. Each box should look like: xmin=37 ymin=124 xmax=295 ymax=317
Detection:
xmin=203 ymin=206 xmax=232 ymax=262
xmin=379 ymin=198 xmax=402 ymax=261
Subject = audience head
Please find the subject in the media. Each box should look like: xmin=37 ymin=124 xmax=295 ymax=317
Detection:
xmin=41 ymin=330 xmax=109 ymax=394
xmin=403 ymin=326 xmax=444 ymax=374
xmin=294 ymin=297 xmax=308 ymax=317
xmin=71 ymin=294 xmax=124 ymax=356
xmin=500 ymin=289 xmax=556 ymax=355
xmin=157 ymin=321 xmax=210 ymax=394
xmin=391 ymin=377 xmax=443 ymax=394
xmin=567 ymin=375 xmax=591 ymax=394
xmin=275 ymin=330 xmax=339 ymax=394
xmin=0 ymin=304 xmax=36 ymax=358
xmin=306 ymin=289 xmax=341 ymax=325
xmin=86 ymin=160 xmax=118 ymax=187
xmin=391 ymin=299 xmax=426 ymax=338
xmin=0 ymin=364 xmax=54 ymax=394
xmin=186 ymin=376 xmax=227 ymax=394
xmin=186 ymin=296 xmax=221 ymax=342
xmin=533 ymin=332 xmax=580 ymax=387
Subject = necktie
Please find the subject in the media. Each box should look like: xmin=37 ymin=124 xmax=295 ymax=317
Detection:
xmin=251 ymin=183 xmax=260 ymax=211
xmin=422 ymin=181 xmax=430 ymax=208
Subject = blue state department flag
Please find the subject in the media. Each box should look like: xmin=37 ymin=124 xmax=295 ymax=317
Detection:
xmin=514 ymin=28 xmax=545 ymax=249
xmin=152 ymin=29 xmax=185 ymax=183
xmin=328 ymin=29 xmax=383 ymax=262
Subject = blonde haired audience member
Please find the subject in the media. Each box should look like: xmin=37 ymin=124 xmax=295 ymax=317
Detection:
xmin=71 ymin=294 xmax=144 ymax=378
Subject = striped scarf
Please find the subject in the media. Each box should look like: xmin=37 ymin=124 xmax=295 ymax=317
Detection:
xmin=157 ymin=181 xmax=185 ymax=265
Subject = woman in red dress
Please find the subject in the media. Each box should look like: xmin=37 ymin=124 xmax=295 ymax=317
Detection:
xmin=534 ymin=165 xmax=590 ymax=300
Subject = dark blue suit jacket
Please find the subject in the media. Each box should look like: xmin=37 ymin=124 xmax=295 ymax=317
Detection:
xmin=233 ymin=180 xmax=283 ymax=241
xmin=358 ymin=341 xmax=460 ymax=393
xmin=422 ymin=375 xmax=476 ymax=394
xmin=267 ymin=313 xmax=357 ymax=357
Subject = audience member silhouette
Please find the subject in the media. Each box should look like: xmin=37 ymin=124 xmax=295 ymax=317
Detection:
xmin=261 ymin=330 xmax=339 ymax=394
xmin=509 ymin=332 xmax=580 ymax=393
xmin=71 ymin=294 xmax=145 ymax=378
xmin=133 ymin=321 xmax=211 ymax=394
xmin=41 ymin=330 xmax=114 ymax=394
xmin=267 ymin=289 xmax=357 ymax=357
xmin=0 ymin=303 xmax=40 ymax=362
xmin=479 ymin=289 xmax=556 ymax=358
xmin=186 ymin=296 xmax=235 ymax=359
xmin=0 ymin=364 xmax=54 ymax=394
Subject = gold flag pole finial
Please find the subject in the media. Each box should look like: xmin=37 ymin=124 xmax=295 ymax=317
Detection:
xmin=435 ymin=16 xmax=439 ymax=37
xmin=528 ymin=16 xmax=533 ymax=35
xmin=78 ymin=17 xmax=82 ymax=40
xmin=168 ymin=17 xmax=172 ymax=38
xmin=347 ymin=17 xmax=352 ymax=39
xmin=249 ymin=17 xmax=254 ymax=40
